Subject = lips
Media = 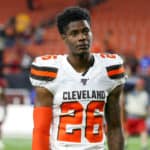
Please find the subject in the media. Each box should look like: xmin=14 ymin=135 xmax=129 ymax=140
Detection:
xmin=77 ymin=44 xmax=89 ymax=49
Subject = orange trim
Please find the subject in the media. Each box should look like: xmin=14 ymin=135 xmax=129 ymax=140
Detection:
xmin=31 ymin=68 xmax=57 ymax=78
xmin=108 ymin=67 xmax=125 ymax=76
xmin=32 ymin=107 xmax=52 ymax=150
xmin=100 ymin=53 xmax=116 ymax=59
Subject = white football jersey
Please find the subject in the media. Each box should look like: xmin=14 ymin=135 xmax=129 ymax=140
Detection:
xmin=30 ymin=53 xmax=126 ymax=150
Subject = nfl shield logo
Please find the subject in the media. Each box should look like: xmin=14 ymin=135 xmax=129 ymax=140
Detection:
xmin=81 ymin=78 xmax=89 ymax=85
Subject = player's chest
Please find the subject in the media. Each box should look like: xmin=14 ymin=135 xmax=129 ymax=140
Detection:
xmin=53 ymin=72 xmax=110 ymax=105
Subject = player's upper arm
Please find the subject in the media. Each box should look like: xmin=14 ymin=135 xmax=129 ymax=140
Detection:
xmin=34 ymin=87 xmax=53 ymax=107
xmin=105 ymin=85 xmax=124 ymax=128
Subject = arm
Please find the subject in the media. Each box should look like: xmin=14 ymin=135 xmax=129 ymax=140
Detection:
xmin=119 ymin=92 xmax=127 ymax=130
xmin=32 ymin=87 xmax=53 ymax=150
xmin=105 ymin=85 xmax=124 ymax=150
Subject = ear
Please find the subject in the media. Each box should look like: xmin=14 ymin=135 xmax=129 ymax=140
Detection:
xmin=61 ymin=34 xmax=67 ymax=41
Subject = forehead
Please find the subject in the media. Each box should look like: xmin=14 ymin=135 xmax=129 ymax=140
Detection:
xmin=65 ymin=20 xmax=90 ymax=32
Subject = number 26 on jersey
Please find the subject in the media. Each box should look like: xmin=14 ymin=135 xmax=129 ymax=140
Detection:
xmin=58 ymin=101 xmax=105 ymax=143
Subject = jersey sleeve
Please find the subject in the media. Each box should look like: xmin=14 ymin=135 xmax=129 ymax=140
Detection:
xmin=104 ymin=54 xmax=127 ymax=91
xmin=29 ymin=55 xmax=58 ymax=93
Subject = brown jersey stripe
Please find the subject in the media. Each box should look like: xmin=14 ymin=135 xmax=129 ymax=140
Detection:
xmin=106 ymin=64 xmax=125 ymax=79
xmin=106 ymin=64 xmax=122 ymax=71
xmin=107 ymin=66 xmax=125 ymax=76
xmin=30 ymin=65 xmax=58 ymax=80
xmin=31 ymin=65 xmax=57 ymax=72
xmin=108 ymin=73 xmax=125 ymax=79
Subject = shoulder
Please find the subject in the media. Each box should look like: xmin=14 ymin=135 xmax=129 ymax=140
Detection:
xmin=94 ymin=53 xmax=125 ymax=79
xmin=94 ymin=53 xmax=124 ymax=65
xmin=30 ymin=54 xmax=64 ymax=81
xmin=32 ymin=54 xmax=62 ymax=67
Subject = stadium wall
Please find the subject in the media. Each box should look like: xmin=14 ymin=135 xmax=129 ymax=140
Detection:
xmin=2 ymin=105 xmax=33 ymax=138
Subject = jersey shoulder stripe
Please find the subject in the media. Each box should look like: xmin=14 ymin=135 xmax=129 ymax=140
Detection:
xmin=30 ymin=64 xmax=58 ymax=81
xmin=106 ymin=64 xmax=125 ymax=79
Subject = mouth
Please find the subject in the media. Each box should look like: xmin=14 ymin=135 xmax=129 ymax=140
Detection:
xmin=77 ymin=44 xmax=89 ymax=50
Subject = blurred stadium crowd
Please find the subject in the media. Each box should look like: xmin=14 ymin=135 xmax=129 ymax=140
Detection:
xmin=0 ymin=0 xmax=150 ymax=148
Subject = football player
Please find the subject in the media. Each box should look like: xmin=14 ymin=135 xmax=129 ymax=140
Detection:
xmin=30 ymin=6 xmax=126 ymax=150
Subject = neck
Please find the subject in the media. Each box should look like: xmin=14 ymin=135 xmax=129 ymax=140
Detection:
xmin=67 ymin=53 xmax=94 ymax=73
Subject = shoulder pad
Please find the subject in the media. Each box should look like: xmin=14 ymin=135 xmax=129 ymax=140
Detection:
xmin=99 ymin=53 xmax=125 ymax=79
xmin=30 ymin=55 xmax=58 ymax=81
xmin=33 ymin=54 xmax=58 ymax=66
xmin=99 ymin=53 xmax=123 ymax=65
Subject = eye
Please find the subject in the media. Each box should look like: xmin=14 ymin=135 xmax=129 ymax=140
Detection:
xmin=82 ymin=28 xmax=90 ymax=35
xmin=70 ymin=30 xmax=78 ymax=37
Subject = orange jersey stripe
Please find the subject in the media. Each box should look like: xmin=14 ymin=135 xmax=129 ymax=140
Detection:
xmin=107 ymin=66 xmax=125 ymax=76
xmin=31 ymin=68 xmax=57 ymax=78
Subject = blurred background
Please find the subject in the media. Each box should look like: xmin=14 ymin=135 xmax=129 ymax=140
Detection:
xmin=0 ymin=0 xmax=150 ymax=149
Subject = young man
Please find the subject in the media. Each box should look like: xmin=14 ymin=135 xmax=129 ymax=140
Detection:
xmin=30 ymin=6 xmax=126 ymax=150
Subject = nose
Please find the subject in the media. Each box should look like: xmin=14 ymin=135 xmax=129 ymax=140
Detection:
xmin=78 ymin=33 xmax=86 ymax=41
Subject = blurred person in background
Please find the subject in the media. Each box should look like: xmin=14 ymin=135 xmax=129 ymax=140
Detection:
xmin=124 ymin=77 xmax=150 ymax=150
xmin=26 ymin=0 xmax=43 ymax=10
xmin=139 ymin=57 xmax=150 ymax=95
xmin=103 ymin=29 xmax=118 ymax=54
xmin=4 ymin=18 xmax=16 ymax=48
xmin=0 ymin=77 xmax=7 ymax=150
xmin=15 ymin=13 xmax=33 ymax=45
xmin=33 ymin=23 xmax=46 ymax=45
xmin=0 ymin=25 xmax=5 ymax=71
xmin=0 ymin=25 xmax=5 ymax=46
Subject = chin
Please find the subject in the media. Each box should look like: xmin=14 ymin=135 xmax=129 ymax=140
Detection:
xmin=79 ymin=48 xmax=89 ymax=53
xmin=76 ymin=50 xmax=90 ymax=57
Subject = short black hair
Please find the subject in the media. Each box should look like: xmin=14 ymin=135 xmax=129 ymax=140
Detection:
xmin=56 ymin=6 xmax=91 ymax=34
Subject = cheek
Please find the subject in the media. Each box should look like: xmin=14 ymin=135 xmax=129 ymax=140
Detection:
xmin=67 ymin=38 xmax=77 ymax=46
xmin=65 ymin=40 xmax=76 ymax=50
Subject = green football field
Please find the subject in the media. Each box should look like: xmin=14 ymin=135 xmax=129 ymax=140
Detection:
xmin=2 ymin=136 xmax=150 ymax=150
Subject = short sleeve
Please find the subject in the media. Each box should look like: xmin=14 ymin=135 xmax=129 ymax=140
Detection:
xmin=29 ymin=56 xmax=58 ymax=92
xmin=105 ymin=54 xmax=127 ymax=91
